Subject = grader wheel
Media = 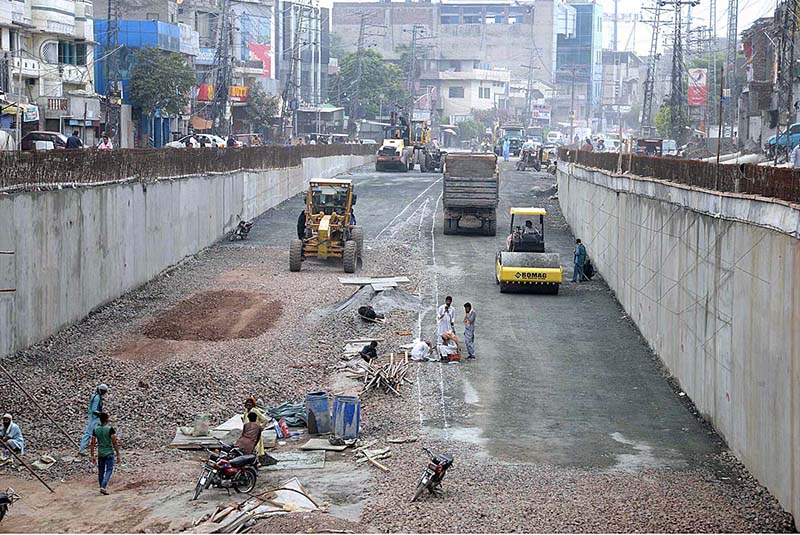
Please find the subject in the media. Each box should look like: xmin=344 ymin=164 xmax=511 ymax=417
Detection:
xmin=343 ymin=240 xmax=358 ymax=273
xmin=351 ymin=226 xmax=364 ymax=254
xmin=289 ymin=239 xmax=303 ymax=272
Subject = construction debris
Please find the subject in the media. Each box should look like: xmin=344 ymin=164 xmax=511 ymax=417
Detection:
xmin=300 ymin=438 xmax=348 ymax=452
xmin=387 ymin=436 xmax=418 ymax=444
xmin=355 ymin=447 xmax=392 ymax=472
xmin=345 ymin=354 xmax=411 ymax=396
xmin=190 ymin=477 xmax=319 ymax=534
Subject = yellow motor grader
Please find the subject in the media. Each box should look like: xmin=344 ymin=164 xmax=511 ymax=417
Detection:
xmin=290 ymin=179 xmax=363 ymax=273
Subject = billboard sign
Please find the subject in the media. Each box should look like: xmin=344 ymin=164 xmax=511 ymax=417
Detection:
xmin=688 ymin=68 xmax=707 ymax=106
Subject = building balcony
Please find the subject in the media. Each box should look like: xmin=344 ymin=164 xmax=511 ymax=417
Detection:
xmin=60 ymin=64 xmax=89 ymax=84
xmin=11 ymin=57 xmax=40 ymax=78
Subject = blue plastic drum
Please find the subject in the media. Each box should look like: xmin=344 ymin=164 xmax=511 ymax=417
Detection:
xmin=332 ymin=395 xmax=361 ymax=441
xmin=305 ymin=391 xmax=331 ymax=435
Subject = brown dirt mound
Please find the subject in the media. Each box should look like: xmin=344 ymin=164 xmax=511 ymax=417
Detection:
xmin=144 ymin=290 xmax=282 ymax=341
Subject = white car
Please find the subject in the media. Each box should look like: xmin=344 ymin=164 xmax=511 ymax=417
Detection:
xmin=546 ymin=131 xmax=563 ymax=143
xmin=165 ymin=134 xmax=227 ymax=149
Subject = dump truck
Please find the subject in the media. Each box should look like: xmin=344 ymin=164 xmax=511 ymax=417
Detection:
xmin=495 ymin=207 xmax=562 ymax=294
xmin=442 ymin=153 xmax=499 ymax=236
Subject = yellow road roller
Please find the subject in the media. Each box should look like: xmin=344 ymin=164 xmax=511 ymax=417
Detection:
xmin=495 ymin=207 xmax=562 ymax=294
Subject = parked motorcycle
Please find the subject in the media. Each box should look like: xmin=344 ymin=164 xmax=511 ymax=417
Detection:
xmin=229 ymin=219 xmax=254 ymax=241
xmin=192 ymin=441 xmax=259 ymax=500
xmin=411 ymin=447 xmax=454 ymax=502
xmin=0 ymin=487 xmax=20 ymax=523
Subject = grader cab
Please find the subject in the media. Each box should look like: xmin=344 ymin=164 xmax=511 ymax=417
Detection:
xmin=289 ymin=179 xmax=363 ymax=273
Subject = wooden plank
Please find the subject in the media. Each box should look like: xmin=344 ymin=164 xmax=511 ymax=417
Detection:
xmin=339 ymin=277 xmax=410 ymax=286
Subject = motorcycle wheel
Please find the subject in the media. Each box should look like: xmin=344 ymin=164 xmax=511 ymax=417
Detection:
xmin=234 ymin=468 xmax=257 ymax=494
xmin=411 ymin=480 xmax=428 ymax=502
xmin=193 ymin=468 xmax=211 ymax=500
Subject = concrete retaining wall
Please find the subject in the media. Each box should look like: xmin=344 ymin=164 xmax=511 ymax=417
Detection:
xmin=557 ymin=161 xmax=800 ymax=522
xmin=0 ymin=153 xmax=374 ymax=358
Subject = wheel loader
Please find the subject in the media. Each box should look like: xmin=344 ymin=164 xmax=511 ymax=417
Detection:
xmin=495 ymin=207 xmax=562 ymax=294
xmin=289 ymin=179 xmax=363 ymax=273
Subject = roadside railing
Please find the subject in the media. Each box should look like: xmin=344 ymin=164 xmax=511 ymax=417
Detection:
xmin=558 ymin=148 xmax=800 ymax=204
xmin=0 ymin=144 xmax=376 ymax=192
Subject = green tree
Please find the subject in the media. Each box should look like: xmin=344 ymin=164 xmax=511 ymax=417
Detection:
xmin=457 ymin=119 xmax=483 ymax=141
xmin=128 ymin=47 xmax=196 ymax=116
xmin=329 ymin=49 xmax=407 ymax=120
xmin=654 ymin=104 xmax=688 ymax=139
xmin=396 ymin=43 xmax=427 ymax=84
xmin=245 ymin=82 xmax=280 ymax=130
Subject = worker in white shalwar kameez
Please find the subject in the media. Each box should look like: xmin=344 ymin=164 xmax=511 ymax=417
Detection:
xmin=436 ymin=296 xmax=455 ymax=341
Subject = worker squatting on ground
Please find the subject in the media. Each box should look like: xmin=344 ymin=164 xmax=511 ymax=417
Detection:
xmin=410 ymin=340 xmax=434 ymax=361
xmin=242 ymin=397 xmax=270 ymax=459
xmin=572 ymin=239 xmax=587 ymax=283
xmin=234 ymin=412 xmax=263 ymax=455
xmin=463 ymin=303 xmax=476 ymax=359
xmin=1 ymin=413 xmax=25 ymax=460
xmin=359 ymin=341 xmax=379 ymax=361
xmin=89 ymin=412 xmax=121 ymax=495
xmin=79 ymin=384 xmax=109 ymax=455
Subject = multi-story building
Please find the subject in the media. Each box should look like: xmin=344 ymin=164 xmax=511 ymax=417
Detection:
xmin=739 ymin=18 xmax=777 ymax=149
xmin=553 ymin=1 xmax=603 ymax=133
xmin=600 ymin=50 xmax=641 ymax=131
xmin=0 ymin=0 xmax=100 ymax=142
xmin=93 ymin=18 xmax=199 ymax=146
xmin=418 ymin=57 xmax=510 ymax=124
xmin=331 ymin=0 xmax=573 ymax=83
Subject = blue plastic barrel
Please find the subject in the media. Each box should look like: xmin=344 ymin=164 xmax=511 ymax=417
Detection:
xmin=305 ymin=392 xmax=331 ymax=435
xmin=332 ymin=395 xmax=361 ymax=441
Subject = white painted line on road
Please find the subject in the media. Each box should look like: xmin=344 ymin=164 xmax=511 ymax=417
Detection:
xmin=430 ymin=191 xmax=450 ymax=440
xmin=389 ymin=197 xmax=428 ymax=239
xmin=373 ymin=177 xmax=442 ymax=241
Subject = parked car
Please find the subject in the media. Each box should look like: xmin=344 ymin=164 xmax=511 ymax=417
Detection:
xmin=765 ymin=122 xmax=800 ymax=156
xmin=546 ymin=131 xmax=563 ymax=144
xmin=360 ymin=139 xmax=377 ymax=145
xmin=165 ymin=134 xmax=226 ymax=149
xmin=20 ymin=131 xmax=68 ymax=151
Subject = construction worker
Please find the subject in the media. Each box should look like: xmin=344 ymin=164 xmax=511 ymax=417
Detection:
xmin=1 ymin=413 xmax=24 ymax=458
xmin=242 ymin=397 xmax=269 ymax=459
xmin=463 ymin=303 xmax=476 ymax=359
xmin=79 ymin=384 xmax=108 ymax=455
xmin=572 ymin=239 xmax=587 ymax=282
xmin=437 ymin=296 xmax=455 ymax=340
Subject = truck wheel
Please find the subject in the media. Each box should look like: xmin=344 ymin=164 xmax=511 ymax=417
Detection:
xmin=343 ymin=240 xmax=357 ymax=273
xmin=289 ymin=239 xmax=303 ymax=272
xmin=420 ymin=157 xmax=428 ymax=173
xmin=408 ymin=158 xmax=415 ymax=171
xmin=483 ymin=219 xmax=497 ymax=236
xmin=351 ymin=226 xmax=364 ymax=254
xmin=443 ymin=218 xmax=458 ymax=235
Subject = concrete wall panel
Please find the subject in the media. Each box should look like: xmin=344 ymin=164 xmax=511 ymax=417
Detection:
xmin=1 ymin=154 xmax=373 ymax=361
xmin=558 ymin=162 xmax=800 ymax=522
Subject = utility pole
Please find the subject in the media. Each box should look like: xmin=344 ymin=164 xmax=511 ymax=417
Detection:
xmin=613 ymin=0 xmax=619 ymax=52
xmin=524 ymin=3 xmax=536 ymax=127
xmin=351 ymin=14 xmax=366 ymax=131
xmin=774 ymin=0 xmax=797 ymax=164
xmin=104 ymin=0 xmax=120 ymax=144
xmin=212 ymin=0 xmax=232 ymax=136
xmin=406 ymin=24 xmax=423 ymax=123
xmin=660 ymin=0 xmax=699 ymax=145
xmin=559 ymin=65 xmax=581 ymax=144
xmin=640 ymin=0 xmax=663 ymax=136
xmin=708 ymin=0 xmax=717 ymax=131
xmin=280 ymin=1 xmax=308 ymax=140
xmin=724 ymin=0 xmax=738 ymax=144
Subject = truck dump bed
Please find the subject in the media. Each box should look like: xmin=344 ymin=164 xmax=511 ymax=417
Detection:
xmin=443 ymin=153 xmax=499 ymax=207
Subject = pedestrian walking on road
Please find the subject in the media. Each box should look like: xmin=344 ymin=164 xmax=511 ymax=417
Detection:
xmin=791 ymin=143 xmax=800 ymax=168
xmin=437 ymin=296 xmax=455 ymax=340
xmin=80 ymin=384 xmax=108 ymax=455
xmin=502 ymin=138 xmax=510 ymax=161
xmin=66 ymin=130 xmax=83 ymax=149
xmin=463 ymin=303 xmax=476 ymax=359
xmin=90 ymin=412 xmax=120 ymax=495
xmin=96 ymin=135 xmax=113 ymax=150
xmin=572 ymin=239 xmax=587 ymax=283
